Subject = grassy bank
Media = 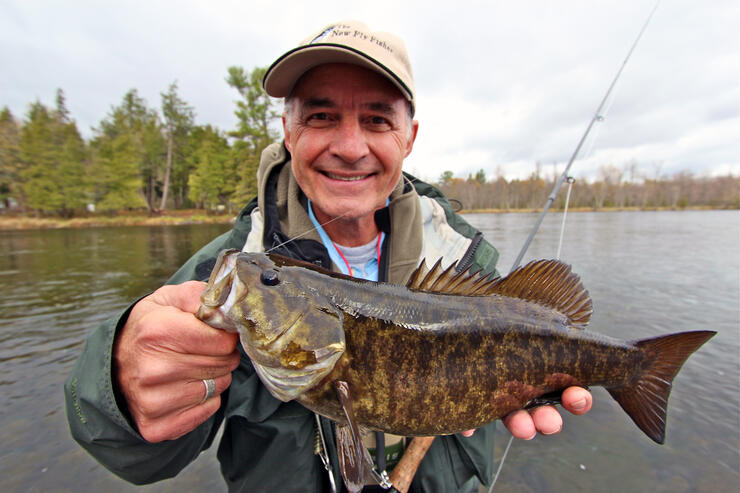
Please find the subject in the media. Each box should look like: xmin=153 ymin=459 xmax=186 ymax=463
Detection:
xmin=0 ymin=211 xmax=235 ymax=230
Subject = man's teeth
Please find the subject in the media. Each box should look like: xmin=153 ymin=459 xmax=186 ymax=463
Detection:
xmin=325 ymin=172 xmax=369 ymax=181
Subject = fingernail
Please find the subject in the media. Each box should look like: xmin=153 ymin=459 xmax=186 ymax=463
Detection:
xmin=571 ymin=398 xmax=587 ymax=411
xmin=525 ymin=432 xmax=537 ymax=440
xmin=543 ymin=426 xmax=562 ymax=436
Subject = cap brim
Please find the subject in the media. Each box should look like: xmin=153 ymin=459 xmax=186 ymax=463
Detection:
xmin=263 ymin=44 xmax=414 ymax=104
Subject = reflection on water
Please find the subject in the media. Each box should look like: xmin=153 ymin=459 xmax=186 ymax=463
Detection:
xmin=0 ymin=224 xmax=231 ymax=492
xmin=0 ymin=212 xmax=738 ymax=492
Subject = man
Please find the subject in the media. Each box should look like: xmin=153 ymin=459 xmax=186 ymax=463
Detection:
xmin=65 ymin=21 xmax=592 ymax=492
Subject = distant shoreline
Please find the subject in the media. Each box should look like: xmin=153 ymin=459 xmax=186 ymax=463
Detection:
xmin=457 ymin=205 xmax=725 ymax=214
xmin=0 ymin=212 xmax=235 ymax=230
xmin=0 ymin=206 xmax=731 ymax=230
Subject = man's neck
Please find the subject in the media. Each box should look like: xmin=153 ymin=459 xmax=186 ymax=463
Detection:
xmin=313 ymin=208 xmax=379 ymax=247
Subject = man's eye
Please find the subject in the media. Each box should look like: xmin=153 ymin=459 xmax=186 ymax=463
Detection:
xmin=306 ymin=112 xmax=330 ymax=122
xmin=304 ymin=112 xmax=334 ymax=128
xmin=367 ymin=116 xmax=391 ymax=129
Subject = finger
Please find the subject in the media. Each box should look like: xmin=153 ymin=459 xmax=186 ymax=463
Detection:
xmin=136 ymin=349 xmax=241 ymax=386
xmin=139 ymin=394 xmax=223 ymax=443
xmin=530 ymin=405 xmax=563 ymax=435
xmin=135 ymin=304 xmax=239 ymax=357
xmin=151 ymin=281 xmax=208 ymax=314
xmin=134 ymin=372 xmax=233 ymax=421
xmin=460 ymin=429 xmax=476 ymax=437
xmin=502 ymin=409 xmax=536 ymax=440
xmin=561 ymin=386 xmax=592 ymax=415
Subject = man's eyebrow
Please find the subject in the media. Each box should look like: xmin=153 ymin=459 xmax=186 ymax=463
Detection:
xmin=299 ymin=98 xmax=396 ymax=115
xmin=302 ymin=97 xmax=336 ymax=109
xmin=364 ymin=102 xmax=395 ymax=115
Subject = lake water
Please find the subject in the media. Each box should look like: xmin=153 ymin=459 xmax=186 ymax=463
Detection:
xmin=1 ymin=211 xmax=738 ymax=492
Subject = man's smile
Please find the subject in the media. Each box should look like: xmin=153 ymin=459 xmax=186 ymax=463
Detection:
xmin=321 ymin=171 xmax=375 ymax=182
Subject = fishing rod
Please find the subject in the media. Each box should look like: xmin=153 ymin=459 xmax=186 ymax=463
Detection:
xmin=489 ymin=3 xmax=662 ymax=492
xmin=510 ymin=0 xmax=661 ymax=272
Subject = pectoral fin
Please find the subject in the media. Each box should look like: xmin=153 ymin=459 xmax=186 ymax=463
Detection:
xmin=334 ymin=380 xmax=375 ymax=493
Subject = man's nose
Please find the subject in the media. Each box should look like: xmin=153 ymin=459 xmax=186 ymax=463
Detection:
xmin=328 ymin=118 xmax=369 ymax=163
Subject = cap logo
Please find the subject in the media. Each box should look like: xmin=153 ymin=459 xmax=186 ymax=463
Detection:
xmin=310 ymin=25 xmax=336 ymax=44
xmin=308 ymin=24 xmax=394 ymax=54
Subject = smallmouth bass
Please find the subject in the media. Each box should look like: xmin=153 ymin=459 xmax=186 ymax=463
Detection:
xmin=196 ymin=250 xmax=715 ymax=491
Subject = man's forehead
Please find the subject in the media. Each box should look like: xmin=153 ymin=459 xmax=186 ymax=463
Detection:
xmin=290 ymin=63 xmax=406 ymax=108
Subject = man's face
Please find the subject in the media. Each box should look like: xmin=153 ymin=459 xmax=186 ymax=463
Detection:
xmin=283 ymin=63 xmax=418 ymax=226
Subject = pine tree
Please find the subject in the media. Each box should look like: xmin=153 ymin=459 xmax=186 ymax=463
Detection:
xmin=0 ymin=107 xmax=22 ymax=209
xmin=160 ymin=81 xmax=194 ymax=210
xmin=18 ymin=93 xmax=88 ymax=216
xmin=90 ymin=89 xmax=161 ymax=212
xmin=226 ymin=66 xmax=280 ymax=204
xmin=187 ymin=125 xmax=233 ymax=210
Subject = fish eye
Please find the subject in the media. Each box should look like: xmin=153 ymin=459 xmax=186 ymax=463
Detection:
xmin=260 ymin=269 xmax=280 ymax=286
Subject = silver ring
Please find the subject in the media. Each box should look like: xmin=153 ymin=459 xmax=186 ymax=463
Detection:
xmin=201 ymin=378 xmax=216 ymax=402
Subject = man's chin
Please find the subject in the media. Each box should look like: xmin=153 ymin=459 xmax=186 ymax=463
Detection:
xmin=311 ymin=199 xmax=376 ymax=223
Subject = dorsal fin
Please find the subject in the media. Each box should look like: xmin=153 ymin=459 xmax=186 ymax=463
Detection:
xmin=406 ymin=258 xmax=500 ymax=296
xmin=489 ymin=259 xmax=593 ymax=327
xmin=406 ymin=258 xmax=593 ymax=328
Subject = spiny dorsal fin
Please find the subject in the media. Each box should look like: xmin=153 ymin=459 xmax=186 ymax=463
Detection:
xmin=406 ymin=258 xmax=593 ymax=328
xmin=406 ymin=258 xmax=500 ymax=296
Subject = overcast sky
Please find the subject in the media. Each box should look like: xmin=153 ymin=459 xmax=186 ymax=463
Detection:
xmin=2 ymin=0 xmax=738 ymax=182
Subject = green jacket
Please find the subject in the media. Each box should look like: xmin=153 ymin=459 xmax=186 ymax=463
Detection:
xmin=65 ymin=143 xmax=500 ymax=492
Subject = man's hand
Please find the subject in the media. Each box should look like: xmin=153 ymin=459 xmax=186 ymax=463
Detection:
xmin=461 ymin=386 xmax=593 ymax=439
xmin=503 ymin=386 xmax=593 ymax=439
xmin=114 ymin=281 xmax=241 ymax=443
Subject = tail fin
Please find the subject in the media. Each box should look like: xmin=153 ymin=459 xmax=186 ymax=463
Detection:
xmin=607 ymin=330 xmax=715 ymax=444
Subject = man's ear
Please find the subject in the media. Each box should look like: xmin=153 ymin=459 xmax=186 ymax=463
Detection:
xmin=404 ymin=120 xmax=419 ymax=158
xmin=282 ymin=113 xmax=292 ymax=152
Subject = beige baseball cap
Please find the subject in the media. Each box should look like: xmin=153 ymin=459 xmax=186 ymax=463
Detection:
xmin=263 ymin=21 xmax=415 ymax=114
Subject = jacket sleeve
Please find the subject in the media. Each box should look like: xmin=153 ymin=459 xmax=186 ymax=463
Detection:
xmin=63 ymin=306 xmax=223 ymax=484
xmin=64 ymin=225 xmax=249 ymax=484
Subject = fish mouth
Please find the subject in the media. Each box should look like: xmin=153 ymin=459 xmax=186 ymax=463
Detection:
xmin=197 ymin=250 xmax=244 ymax=332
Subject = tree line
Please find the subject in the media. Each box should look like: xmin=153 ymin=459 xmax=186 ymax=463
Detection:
xmin=0 ymin=66 xmax=280 ymax=216
xmin=2 ymin=70 xmax=737 ymax=217
xmin=437 ymin=164 xmax=739 ymax=211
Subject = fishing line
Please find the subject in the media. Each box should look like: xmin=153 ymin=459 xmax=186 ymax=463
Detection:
xmin=555 ymin=176 xmax=576 ymax=260
xmin=489 ymin=2 xmax=660 ymax=491
xmin=264 ymin=211 xmax=349 ymax=254
xmin=509 ymin=0 xmax=661 ymax=272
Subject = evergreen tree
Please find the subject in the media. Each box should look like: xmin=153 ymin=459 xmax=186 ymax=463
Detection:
xmin=187 ymin=125 xmax=233 ymax=210
xmin=0 ymin=107 xmax=22 ymax=208
xmin=90 ymin=89 xmax=162 ymax=212
xmin=160 ymin=81 xmax=194 ymax=210
xmin=18 ymin=94 xmax=88 ymax=216
xmin=226 ymin=66 xmax=280 ymax=204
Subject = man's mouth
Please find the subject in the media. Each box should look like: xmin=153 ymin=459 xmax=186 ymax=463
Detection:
xmin=322 ymin=172 xmax=373 ymax=182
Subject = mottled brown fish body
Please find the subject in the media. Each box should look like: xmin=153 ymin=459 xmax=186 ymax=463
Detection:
xmin=297 ymin=291 xmax=641 ymax=436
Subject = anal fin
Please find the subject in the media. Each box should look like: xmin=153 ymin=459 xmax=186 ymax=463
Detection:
xmin=334 ymin=380 xmax=376 ymax=493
